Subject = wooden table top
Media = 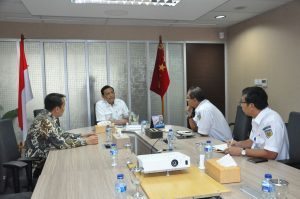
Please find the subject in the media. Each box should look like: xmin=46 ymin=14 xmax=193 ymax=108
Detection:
xmin=31 ymin=125 xmax=300 ymax=199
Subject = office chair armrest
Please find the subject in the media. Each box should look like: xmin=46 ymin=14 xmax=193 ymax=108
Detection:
xmin=229 ymin=122 xmax=235 ymax=126
xmin=2 ymin=161 xmax=30 ymax=193
xmin=2 ymin=160 xmax=28 ymax=169
xmin=278 ymin=159 xmax=300 ymax=168
xmin=18 ymin=157 xmax=40 ymax=163
xmin=277 ymin=159 xmax=289 ymax=164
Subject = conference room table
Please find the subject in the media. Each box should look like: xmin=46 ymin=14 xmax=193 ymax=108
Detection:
xmin=31 ymin=125 xmax=300 ymax=199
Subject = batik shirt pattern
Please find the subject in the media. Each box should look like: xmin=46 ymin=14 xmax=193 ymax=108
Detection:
xmin=24 ymin=110 xmax=86 ymax=173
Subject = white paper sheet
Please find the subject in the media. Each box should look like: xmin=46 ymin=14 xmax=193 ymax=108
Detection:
xmin=217 ymin=154 xmax=238 ymax=167
xmin=213 ymin=143 xmax=228 ymax=152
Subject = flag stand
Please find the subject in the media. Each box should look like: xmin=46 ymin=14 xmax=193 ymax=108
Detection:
xmin=161 ymin=96 xmax=164 ymax=117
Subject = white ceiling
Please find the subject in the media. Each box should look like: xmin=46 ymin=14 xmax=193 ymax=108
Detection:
xmin=0 ymin=0 xmax=293 ymax=27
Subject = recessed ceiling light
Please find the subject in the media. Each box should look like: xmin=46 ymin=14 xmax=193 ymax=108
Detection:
xmin=235 ymin=6 xmax=246 ymax=10
xmin=71 ymin=0 xmax=181 ymax=7
xmin=215 ymin=15 xmax=226 ymax=19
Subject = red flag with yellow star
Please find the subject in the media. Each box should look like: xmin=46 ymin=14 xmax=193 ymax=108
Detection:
xmin=150 ymin=36 xmax=170 ymax=98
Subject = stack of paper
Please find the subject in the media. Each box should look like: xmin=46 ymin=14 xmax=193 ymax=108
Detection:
xmin=125 ymin=124 xmax=141 ymax=131
xmin=213 ymin=143 xmax=228 ymax=152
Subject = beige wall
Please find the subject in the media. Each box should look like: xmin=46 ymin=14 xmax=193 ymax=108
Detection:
xmin=0 ymin=21 xmax=225 ymax=41
xmin=2 ymin=1 xmax=298 ymax=123
xmin=227 ymin=1 xmax=300 ymax=122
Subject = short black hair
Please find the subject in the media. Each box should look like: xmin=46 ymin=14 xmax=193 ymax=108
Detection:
xmin=242 ymin=86 xmax=268 ymax=110
xmin=44 ymin=93 xmax=66 ymax=111
xmin=101 ymin=85 xmax=114 ymax=95
xmin=188 ymin=86 xmax=206 ymax=102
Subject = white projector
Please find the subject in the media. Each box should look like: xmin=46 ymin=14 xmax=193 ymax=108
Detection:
xmin=137 ymin=152 xmax=190 ymax=173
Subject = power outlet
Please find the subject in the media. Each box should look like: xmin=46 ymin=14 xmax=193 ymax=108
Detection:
xmin=254 ymin=79 xmax=268 ymax=88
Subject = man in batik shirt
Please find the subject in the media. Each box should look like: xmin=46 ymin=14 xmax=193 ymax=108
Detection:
xmin=25 ymin=93 xmax=98 ymax=177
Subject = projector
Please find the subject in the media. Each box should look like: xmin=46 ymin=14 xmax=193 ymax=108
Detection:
xmin=137 ymin=152 xmax=190 ymax=173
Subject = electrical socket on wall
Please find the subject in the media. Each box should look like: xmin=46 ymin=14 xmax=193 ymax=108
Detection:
xmin=254 ymin=79 xmax=268 ymax=88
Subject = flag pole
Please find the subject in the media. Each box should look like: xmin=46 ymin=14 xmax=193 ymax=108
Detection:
xmin=161 ymin=96 xmax=164 ymax=116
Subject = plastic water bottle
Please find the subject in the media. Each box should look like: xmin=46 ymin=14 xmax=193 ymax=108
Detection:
xmin=167 ymin=129 xmax=174 ymax=151
xmin=204 ymin=140 xmax=213 ymax=159
xmin=115 ymin=173 xmax=127 ymax=199
xmin=141 ymin=120 xmax=147 ymax=134
xmin=106 ymin=125 xmax=112 ymax=143
xmin=110 ymin=144 xmax=118 ymax=167
xmin=262 ymin=173 xmax=275 ymax=199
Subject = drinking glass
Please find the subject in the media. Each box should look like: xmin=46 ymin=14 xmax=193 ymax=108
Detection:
xmin=129 ymin=167 xmax=144 ymax=199
xmin=195 ymin=142 xmax=205 ymax=166
xmin=124 ymin=143 xmax=132 ymax=165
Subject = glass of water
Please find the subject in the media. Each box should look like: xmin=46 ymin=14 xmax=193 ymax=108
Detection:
xmin=124 ymin=143 xmax=132 ymax=165
xmin=129 ymin=167 xmax=144 ymax=199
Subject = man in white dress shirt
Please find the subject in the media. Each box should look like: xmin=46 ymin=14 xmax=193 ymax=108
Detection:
xmin=186 ymin=86 xmax=232 ymax=142
xmin=226 ymin=86 xmax=289 ymax=160
xmin=95 ymin=85 xmax=129 ymax=125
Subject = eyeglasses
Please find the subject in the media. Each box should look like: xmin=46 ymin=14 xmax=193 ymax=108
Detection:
xmin=239 ymin=100 xmax=248 ymax=105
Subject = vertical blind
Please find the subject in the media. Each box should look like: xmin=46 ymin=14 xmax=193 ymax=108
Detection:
xmin=0 ymin=40 xmax=185 ymax=139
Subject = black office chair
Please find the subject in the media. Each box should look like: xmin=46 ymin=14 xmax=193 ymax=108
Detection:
xmin=279 ymin=112 xmax=300 ymax=169
xmin=0 ymin=192 xmax=32 ymax=199
xmin=33 ymin=109 xmax=60 ymax=126
xmin=0 ymin=119 xmax=35 ymax=194
xmin=229 ymin=106 xmax=252 ymax=141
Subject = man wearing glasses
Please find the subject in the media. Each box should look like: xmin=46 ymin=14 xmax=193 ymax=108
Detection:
xmin=186 ymin=86 xmax=232 ymax=142
xmin=226 ymin=86 xmax=289 ymax=160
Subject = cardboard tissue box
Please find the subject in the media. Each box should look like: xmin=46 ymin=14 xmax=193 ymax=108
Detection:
xmin=95 ymin=121 xmax=115 ymax=134
xmin=112 ymin=133 xmax=130 ymax=149
xmin=205 ymin=155 xmax=240 ymax=184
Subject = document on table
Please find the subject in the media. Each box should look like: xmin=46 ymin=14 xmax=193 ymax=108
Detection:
xmin=213 ymin=143 xmax=228 ymax=152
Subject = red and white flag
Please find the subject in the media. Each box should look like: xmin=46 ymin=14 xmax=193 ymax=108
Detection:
xmin=18 ymin=34 xmax=33 ymax=141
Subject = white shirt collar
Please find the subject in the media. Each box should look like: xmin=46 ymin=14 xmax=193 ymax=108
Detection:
xmin=103 ymin=99 xmax=115 ymax=107
xmin=195 ymin=99 xmax=209 ymax=111
xmin=253 ymin=107 xmax=270 ymax=124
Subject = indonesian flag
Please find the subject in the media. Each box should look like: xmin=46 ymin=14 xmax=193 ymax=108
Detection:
xmin=150 ymin=35 xmax=170 ymax=97
xmin=18 ymin=34 xmax=33 ymax=141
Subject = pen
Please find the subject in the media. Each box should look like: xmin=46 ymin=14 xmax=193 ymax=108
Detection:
xmin=228 ymin=138 xmax=233 ymax=147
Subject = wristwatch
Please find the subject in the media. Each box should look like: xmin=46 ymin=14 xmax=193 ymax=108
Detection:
xmin=241 ymin=148 xmax=246 ymax=156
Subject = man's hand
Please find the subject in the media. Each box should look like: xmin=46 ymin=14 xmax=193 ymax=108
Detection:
xmin=81 ymin=132 xmax=96 ymax=137
xmin=112 ymin=118 xmax=128 ymax=125
xmin=186 ymin=106 xmax=193 ymax=117
xmin=227 ymin=139 xmax=238 ymax=147
xmin=225 ymin=146 xmax=242 ymax=156
xmin=85 ymin=135 xmax=98 ymax=145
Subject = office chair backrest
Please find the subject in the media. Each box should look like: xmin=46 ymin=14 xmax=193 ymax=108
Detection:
xmin=0 ymin=120 xmax=6 ymax=193
xmin=33 ymin=109 xmax=44 ymax=117
xmin=286 ymin=112 xmax=300 ymax=162
xmin=0 ymin=119 xmax=21 ymax=193
xmin=232 ymin=106 xmax=252 ymax=141
xmin=0 ymin=119 xmax=20 ymax=162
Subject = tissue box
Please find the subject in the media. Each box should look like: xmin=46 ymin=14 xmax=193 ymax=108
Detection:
xmin=205 ymin=158 xmax=240 ymax=183
xmin=95 ymin=124 xmax=115 ymax=134
xmin=95 ymin=125 xmax=106 ymax=133
xmin=145 ymin=128 xmax=163 ymax=139
xmin=112 ymin=133 xmax=130 ymax=149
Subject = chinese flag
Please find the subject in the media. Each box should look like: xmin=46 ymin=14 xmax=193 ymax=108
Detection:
xmin=150 ymin=36 xmax=170 ymax=97
xmin=18 ymin=34 xmax=33 ymax=141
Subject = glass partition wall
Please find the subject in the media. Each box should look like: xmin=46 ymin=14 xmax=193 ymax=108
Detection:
xmin=0 ymin=40 xmax=186 ymax=134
